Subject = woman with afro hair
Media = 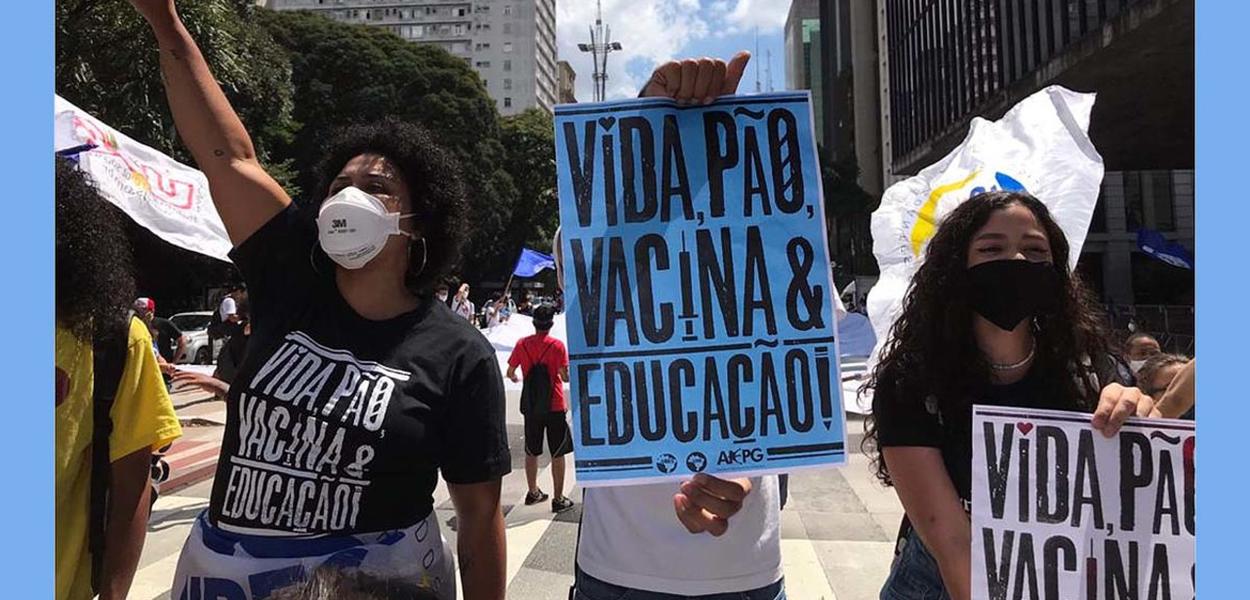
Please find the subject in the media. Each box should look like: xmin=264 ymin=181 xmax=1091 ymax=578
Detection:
xmin=129 ymin=2 xmax=509 ymax=598
xmin=56 ymin=158 xmax=182 ymax=600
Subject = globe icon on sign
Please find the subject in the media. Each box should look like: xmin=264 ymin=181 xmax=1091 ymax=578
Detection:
xmin=686 ymin=452 xmax=708 ymax=473
xmin=656 ymin=453 xmax=678 ymax=473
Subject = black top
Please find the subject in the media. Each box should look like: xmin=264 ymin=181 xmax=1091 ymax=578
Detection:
xmin=875 ymin=368 xmax=1066 ymax=506
xmin=876 ymin=355 xmax=1132 ymax=506
xmin=213 ymin=332 xmax=250 ymax=385
xmin=208 ymin=206 xmax=511 ymax=536
xmin=151 ymin=317 xmax=182 ymax=362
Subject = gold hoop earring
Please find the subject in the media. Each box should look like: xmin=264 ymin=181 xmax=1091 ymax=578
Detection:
xmin=412 ymin=238 xmax=428 ymax=278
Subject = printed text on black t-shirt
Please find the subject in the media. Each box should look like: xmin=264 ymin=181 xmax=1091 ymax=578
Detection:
xmin=218 ymin=331 xmax=408 ymax=534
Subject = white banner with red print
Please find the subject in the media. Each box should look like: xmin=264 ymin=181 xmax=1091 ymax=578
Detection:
xmin=972 ymin=406 xmax=1194 ymax=600
xmin=54 ymin=95 xmax=233 ymax=262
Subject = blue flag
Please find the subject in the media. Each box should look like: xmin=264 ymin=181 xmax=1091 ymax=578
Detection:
xmin=1137 ymin=228 xmax=1194 ymax=270
xmin=513 ymin=247 xmax=556 ymax=277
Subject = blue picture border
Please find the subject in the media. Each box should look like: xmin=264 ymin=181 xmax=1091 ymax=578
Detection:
xmin=2 ymin=0 xmax=53 ymax=594
xmin=7 ymin=1 xmax=1236 ymax=595
xmin=1194 ymin=1 xmax=1240 ymax=596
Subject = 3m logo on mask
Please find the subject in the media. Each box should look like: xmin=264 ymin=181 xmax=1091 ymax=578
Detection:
xmin=909 ymin=171 xmax=1029 ymax=257
xmin=316 ymin=186 xmax=413 ymax=269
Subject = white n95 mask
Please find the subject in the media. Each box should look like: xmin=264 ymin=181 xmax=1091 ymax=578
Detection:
xmin=317 ymin=186 xmax=415 ymax=270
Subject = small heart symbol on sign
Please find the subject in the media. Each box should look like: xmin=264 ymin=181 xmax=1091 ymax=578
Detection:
xmin=598 ymin=116 xmax=616 ymax=130
xmin=1016 ymin=422 xmax=1034 ymax=435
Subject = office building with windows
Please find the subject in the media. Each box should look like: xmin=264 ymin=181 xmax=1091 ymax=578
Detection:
xmin=267 ymin=0 xmax=557 ymax=116
xmin=784 ymin=1 xmax=886 ymax=298
xmin=877 ymin=0 xmax=1193 ymax=338
xmin=557 ymin=60 xmax=576 ymax=103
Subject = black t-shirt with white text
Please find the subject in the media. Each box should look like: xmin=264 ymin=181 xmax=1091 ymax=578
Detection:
xmin=208 ymin=206 xmax=511 ymax=537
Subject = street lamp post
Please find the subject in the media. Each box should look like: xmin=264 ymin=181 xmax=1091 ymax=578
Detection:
xmin=576 ymin=0 xmax=622 ymax=102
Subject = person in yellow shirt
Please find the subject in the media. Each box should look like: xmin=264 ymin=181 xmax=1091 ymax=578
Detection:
xmin=55 ymin=158 xmax=182 ymax=600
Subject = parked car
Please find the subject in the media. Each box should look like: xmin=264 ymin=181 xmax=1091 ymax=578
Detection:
xmin=170 ymin=311 xmax=215 ymax=364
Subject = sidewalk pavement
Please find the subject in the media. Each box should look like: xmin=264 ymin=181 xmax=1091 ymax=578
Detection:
xmin=137 ymin=396 xmax=904 ymax=600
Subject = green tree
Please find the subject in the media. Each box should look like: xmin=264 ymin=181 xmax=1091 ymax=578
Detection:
xmin=56 ymin=0 xmax=297 ymax=310
xmin=496 ymin=108 xmax=558 ymax=280
xmin=56 ymin=0 xmax=298 ymax=188
xmin=820 ymin=150 xmax=880 ymax=284
xmin=256 ymin=9 xmax=519 ymax=286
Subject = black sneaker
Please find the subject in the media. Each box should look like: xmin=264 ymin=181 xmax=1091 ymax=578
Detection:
xmin=525 ymin=490 xmax=549 ymax=506
xmin=551 ymin=496 xmax=575 ymax=513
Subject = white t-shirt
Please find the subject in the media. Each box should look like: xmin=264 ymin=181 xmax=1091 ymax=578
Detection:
xmin=452 ymin=297 xmax=475 ymax=321
xmin=577 ymin=475 xmax=782 ymax=595
xmin=219 ymin=296 xmax=237 ymax=321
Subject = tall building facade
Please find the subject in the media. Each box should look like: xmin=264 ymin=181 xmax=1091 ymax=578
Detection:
xmin=784 ymin=0 xmax=823 ymax=140
xmin=877 ymin=0 xmax=1194 ymax=345
xmin=557 ymin=60 xmax=577 ymax=103
xmin=784 ymin=1 xmax=886 ymax=297
xmin=267 ymin=0 xmax=557 ymax=116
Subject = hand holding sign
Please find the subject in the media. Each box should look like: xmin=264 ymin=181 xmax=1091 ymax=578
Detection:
xmin=672 ymin=474 xmax=752 ymax=536
xmin=1092 ymin=383 xmax=1155 ymax=437
xmin=642 ymin=51 xmax=752 ymax=104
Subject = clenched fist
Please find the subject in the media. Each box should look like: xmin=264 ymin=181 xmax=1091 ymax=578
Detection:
xmin=641 ymin=51 xmax=752 ymax=105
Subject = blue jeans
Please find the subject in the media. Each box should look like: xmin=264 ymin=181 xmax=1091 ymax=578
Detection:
xmin=573 ymin=568 xmax=785 ymax=600
xmin=879 ymin=530 xmax=951 ymax=600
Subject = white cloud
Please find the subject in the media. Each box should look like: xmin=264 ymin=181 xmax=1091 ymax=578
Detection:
xmin=557 ymin=0 xmax=711 ymax=101
xmin=720 ymin=0 xmax=791 ymax=35
xmin=556 ymin=0 xmax=791 ymax=101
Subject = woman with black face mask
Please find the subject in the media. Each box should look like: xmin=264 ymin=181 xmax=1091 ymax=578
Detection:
xmin=865 ymin=191 xmax=1155 ymax=600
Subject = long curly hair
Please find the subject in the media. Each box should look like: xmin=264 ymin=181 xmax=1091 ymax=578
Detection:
xmin=312 ymin=118 xmax=468 ymax=295
xmin=55 ymin=158 xmax=136 ymax=340
xmin=862 ymin=191 xmax=1111 ymax=485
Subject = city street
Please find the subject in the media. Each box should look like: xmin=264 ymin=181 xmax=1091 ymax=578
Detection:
xmin=132 ymin=387 xmax=903 ymax=600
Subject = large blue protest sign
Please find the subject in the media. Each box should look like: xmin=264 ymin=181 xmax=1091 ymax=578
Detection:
xmin=554 ymin=92 xmax=846 ymax=486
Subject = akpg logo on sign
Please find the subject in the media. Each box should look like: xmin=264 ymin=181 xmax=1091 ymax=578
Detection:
xmin=717 ymin=448 xmax=764 ymax=466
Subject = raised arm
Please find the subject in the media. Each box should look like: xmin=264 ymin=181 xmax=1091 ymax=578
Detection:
xmin=128 ymin=0 xmax=290 ymax=245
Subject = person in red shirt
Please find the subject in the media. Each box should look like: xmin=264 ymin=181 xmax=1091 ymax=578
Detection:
xmin=507 ymin=305 xmax=574 ymax=513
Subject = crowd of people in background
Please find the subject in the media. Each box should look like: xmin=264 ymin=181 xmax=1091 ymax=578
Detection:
xmin=434 ymin=282 xmax=563 ymax=330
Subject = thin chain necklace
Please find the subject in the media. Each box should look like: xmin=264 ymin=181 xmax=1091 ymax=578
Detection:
xmin=990 ymin=339 xmax=1036 ymax=371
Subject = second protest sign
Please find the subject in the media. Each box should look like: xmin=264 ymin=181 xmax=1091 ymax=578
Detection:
xmin=972 ymin=406 xmax=1195 ymax=599
xmin=554 ymin=92 xmax=846 ymax=486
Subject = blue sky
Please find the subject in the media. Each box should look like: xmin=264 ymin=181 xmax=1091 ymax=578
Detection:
xmin=556 ymin=0 xmax=791 ymax=102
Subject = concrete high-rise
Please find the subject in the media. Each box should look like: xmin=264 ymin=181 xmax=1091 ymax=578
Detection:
xmin=784 ymin=0 xmax=823 ymax=141
xmin=877 ymin=0 xmax=1194 ymax=347
xmin=267 ymin=0 xmax=557 ymax=116
xmin=557 ymin=60 xmax=577 ymax=104
xmin=783 ymin=1 xmax=886 ymax=300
